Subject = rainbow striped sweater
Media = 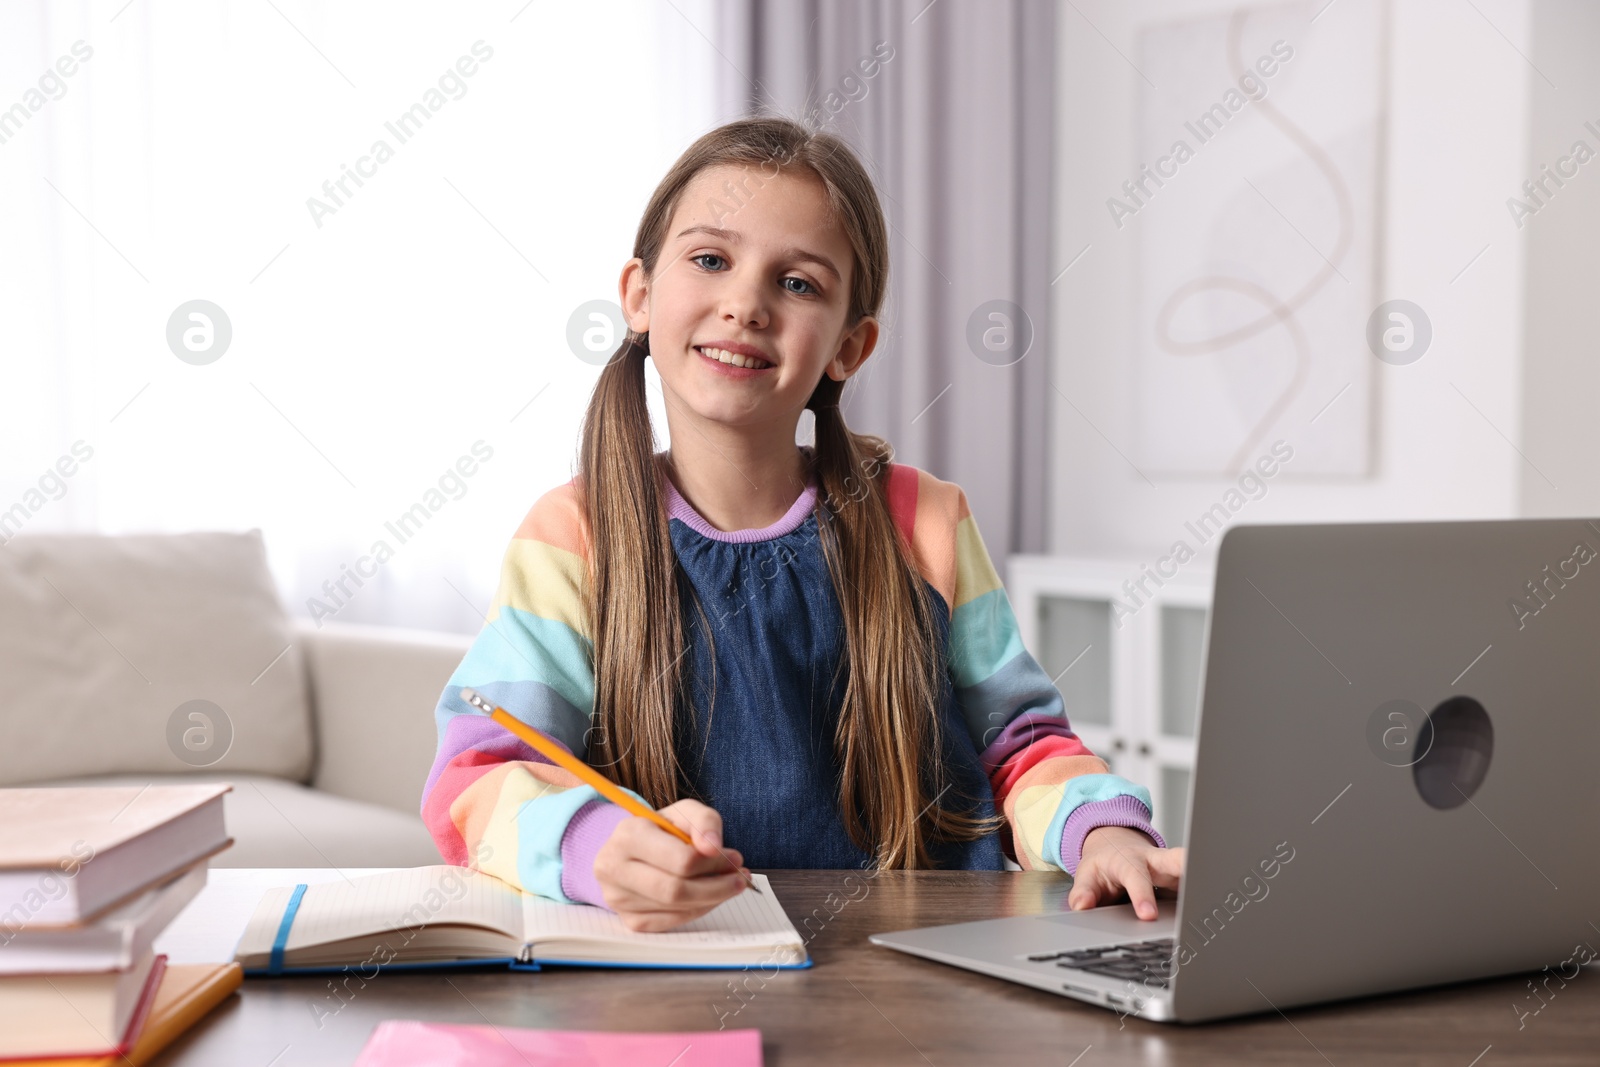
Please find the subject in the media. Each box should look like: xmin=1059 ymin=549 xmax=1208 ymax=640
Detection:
xmin=422 ymin=456 xmax=1163 ymax=905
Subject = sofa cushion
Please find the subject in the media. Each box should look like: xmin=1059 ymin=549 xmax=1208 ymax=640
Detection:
xmin=0 ymin=531 xmax=313 ymax=786
xmin=40 ymin=774 xmax=444 ymax=868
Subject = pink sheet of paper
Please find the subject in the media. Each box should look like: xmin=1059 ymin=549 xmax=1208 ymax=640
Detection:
xmin=353 ymin=1020 xmax=762 ymax=1066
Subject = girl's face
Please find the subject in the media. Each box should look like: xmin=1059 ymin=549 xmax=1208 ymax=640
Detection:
xmin=620 ymin=163 xmax=878 ymax=435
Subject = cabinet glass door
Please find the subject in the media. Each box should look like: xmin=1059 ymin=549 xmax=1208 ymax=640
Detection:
xmin=1151 ymin=603 xmax=1206 ymax=846
xmin=1034 ymin=595 xmax=1116 ymax=771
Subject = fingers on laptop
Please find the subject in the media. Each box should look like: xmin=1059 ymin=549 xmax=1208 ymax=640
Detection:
xmin=1069 ymin=842 xmax=1184 ymax=919
xmin=1067 ymin=855 xmax=1131 ymax=913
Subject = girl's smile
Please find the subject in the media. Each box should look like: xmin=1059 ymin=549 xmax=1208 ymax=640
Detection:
xmin=693 ymin=343 xmax=775 ymax=377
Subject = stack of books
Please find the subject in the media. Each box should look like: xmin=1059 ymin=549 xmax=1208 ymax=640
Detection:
xmin=0 ymin=784 xmax=242 ymax=1065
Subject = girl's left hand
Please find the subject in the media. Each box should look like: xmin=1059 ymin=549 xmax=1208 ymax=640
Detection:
xmin=1067 ymin=826 xmax=1185 ymax=920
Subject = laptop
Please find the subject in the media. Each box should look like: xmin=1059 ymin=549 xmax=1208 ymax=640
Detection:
xmin=871 ymin=519 xmax=1600 ymax=1023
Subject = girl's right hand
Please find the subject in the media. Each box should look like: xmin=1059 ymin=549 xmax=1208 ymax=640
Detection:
xmin=592 ymin=798 xmax=751 ymax=932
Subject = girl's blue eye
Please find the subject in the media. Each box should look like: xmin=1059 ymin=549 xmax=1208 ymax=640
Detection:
xmin=690 ymin=253 xmax=818 ymax=296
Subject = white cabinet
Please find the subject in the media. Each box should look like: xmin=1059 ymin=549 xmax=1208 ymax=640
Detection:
xmin=1006 ymin=556 xmax=1214 ymax=847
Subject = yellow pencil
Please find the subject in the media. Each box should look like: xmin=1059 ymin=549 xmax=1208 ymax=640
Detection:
xmin=459 ymin=687 xmax=760 ymax=895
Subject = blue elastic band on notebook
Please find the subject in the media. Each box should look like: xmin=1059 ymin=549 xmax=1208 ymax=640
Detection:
xmin=269 ymin=884 xmax=308 ymax=976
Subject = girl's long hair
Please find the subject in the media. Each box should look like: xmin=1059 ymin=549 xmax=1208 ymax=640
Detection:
xmin=578 ymin=117 xmax=1001 ymax=869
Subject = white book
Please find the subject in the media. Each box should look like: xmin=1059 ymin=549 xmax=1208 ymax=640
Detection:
xmin=233 ymin=866 xmax=808 ymax=973
xmin=0 ymin=863 xmax=207 ymax=974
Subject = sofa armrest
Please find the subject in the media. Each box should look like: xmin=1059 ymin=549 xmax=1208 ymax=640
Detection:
xmin=296 ymin=619 xmax=471 ymax=816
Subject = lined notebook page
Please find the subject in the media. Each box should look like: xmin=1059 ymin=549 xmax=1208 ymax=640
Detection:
xmin=236 ymin=866 xmax=524 ymax=958
xmin=519 ymin=873 xmax=802 ymax=950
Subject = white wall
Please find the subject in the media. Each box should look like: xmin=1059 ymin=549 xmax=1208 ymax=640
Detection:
xmin=1519 ymin=0 xmax=1600 ymax=518
xmin=1048 ymin=0 xmax=1534 ymax=563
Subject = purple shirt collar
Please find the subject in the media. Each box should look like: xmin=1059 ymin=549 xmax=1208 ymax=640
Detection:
xmin=661 ymin=455 xmax=819 ymax=544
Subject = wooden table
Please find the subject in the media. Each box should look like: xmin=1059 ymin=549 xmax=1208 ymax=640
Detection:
xmin=154 ymin=869 xmax=1599 ymax=1065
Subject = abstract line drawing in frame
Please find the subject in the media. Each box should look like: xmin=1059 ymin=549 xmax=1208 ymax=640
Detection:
xmin=1128 ymin=0 xmax=1382 ymax=477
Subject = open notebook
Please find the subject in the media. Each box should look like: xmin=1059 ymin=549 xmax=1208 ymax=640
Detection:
xmin=233 ymin=866 xmax=809 ymax=975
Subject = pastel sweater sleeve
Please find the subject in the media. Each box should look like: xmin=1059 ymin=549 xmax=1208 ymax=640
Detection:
xmin=419 ymin=483 xmax=639 ymax=906
xmin=941 ymin=486 xmax=1166 ymax=874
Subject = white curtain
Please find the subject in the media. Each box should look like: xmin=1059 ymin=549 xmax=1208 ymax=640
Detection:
xmin=1 ymin=0 xmax=724 ymax=632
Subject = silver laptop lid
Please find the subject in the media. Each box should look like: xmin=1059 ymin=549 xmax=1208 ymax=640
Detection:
xmin=1170 ymin=519 xmax=1600 ymax=1022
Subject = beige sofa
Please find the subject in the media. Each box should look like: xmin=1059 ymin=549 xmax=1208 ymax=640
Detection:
xmin=0 ymin=530 xmax=470 ymax=867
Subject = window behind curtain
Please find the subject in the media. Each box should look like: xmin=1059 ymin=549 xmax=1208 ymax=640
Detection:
xmin=0 ymin=0 xmax=723 ymax=632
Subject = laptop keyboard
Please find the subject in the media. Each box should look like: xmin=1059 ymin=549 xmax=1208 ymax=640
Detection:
xmin=1027 ymin=938 xmax=1176 ymax=989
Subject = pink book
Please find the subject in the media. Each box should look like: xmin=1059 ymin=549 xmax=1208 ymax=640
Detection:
xmin=353 ymin=1021 xmax=762 ymax=1066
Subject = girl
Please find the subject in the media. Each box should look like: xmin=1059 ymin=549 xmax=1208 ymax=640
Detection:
xmin=422 ymin=117 xmax=1184 ymax=933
